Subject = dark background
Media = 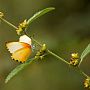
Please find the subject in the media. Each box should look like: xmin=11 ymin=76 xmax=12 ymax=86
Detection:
xmin=0 ymin=0 xmax=90 ymax=90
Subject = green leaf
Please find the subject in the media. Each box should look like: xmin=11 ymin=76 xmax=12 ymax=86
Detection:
xmin=27 ymin=7 xmax=55 ymax=25
xmin=79 ymin=44 xmax=90 ymax=65
xmin=5 ymin=58 xmax=35 ymax=83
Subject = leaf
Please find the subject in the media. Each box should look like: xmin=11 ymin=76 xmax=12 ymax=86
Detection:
xmin=27 ymin=7 xmax=55 ymax=25
xmin=79 ymin=44 xmax=90 ymax=65
xmin=5 ymin=58 xmax=35 ymax=83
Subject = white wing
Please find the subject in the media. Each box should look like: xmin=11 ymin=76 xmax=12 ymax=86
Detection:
xmin=19 ymin=35 xmax=31 ymax=45
xmin=6 ymin=42 xmax=25 ymax=53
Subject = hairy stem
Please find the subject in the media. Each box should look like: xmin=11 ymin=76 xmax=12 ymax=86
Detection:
xmin=0 ymin=18 xmax=18 ymax=29
xmin=47 ymin=49 xmax=70 ymax=64
xmin=79 ymin=68 xmax=89 ymax=78
xmin=31 ymin=37 xmax=69 ymax=64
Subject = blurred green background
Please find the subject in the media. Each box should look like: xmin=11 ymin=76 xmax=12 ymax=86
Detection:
xmin=0 ymin=0 xmax=90 ymax=90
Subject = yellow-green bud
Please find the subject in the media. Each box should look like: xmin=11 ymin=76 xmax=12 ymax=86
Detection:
xmin=41 ymin=44 xmax=47 ymax=51
xmin=0 ymin=12 xmax=4 ymax=18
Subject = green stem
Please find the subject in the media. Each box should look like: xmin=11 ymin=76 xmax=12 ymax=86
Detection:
xmin=47 ymin=49 xmax=69 ymax=64
xmin=31 ymin=37 xmax=42 ymax=46
xmin=0 ymin=18 xmax=18 ymax=29
xmin=31 ymin=35 xmax=88 ymax=78
xmin=79 ymin=68 xmax=89 ymax=78
xmin=31 ymin=37 xmax=69 ymax=64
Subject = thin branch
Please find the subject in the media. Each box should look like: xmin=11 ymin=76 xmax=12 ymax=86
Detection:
xmin=0 ymin=18 xmax=18 ymax=29
xmin=47 ymin=49 xmax=69 ymax=64
xmin=31 ymin=37 xmax=69 ymax=64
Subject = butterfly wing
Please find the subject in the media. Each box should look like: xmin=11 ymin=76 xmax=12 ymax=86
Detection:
xmin=6 ymin=42 xmax=26 ymax=53
xmin=11 ymin=47 xmax=32 ymax=63
xmin=6 ymin=42 xmax=32 ymax=63
xmin=19 ymin=35 xmax=32 ymax=45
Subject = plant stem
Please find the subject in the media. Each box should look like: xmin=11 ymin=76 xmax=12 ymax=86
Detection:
xmin=30 ymin=37 xmax=89 ymax=78
xmin=78 ymin=68 xmax=89 ymax=78
xmin=47 ymin=49 xmax=70 ymax=64
xmin=31 ymin=37 xmax=69 ymax=64
xmin=0 ymin=18 xmax=18 ymax=29
xmin=31 ymin=37 xmax=42 ymax=46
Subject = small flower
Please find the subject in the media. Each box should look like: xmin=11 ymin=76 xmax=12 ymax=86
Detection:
xmin=16 ymin=19 xmax=28 ymax=35
xmin=71 ymin=53 xmax=79 ymax=59
xmin=0 ymin=12 xmax=4 ymax=18
xmin=35 ymin=44 xmax=47 ymax=59
xmin=84 ymin=78 xmax=90 ymax=88
xmin=70 ymin=53 xmax=79 ymax=66
xmin=19 ymin=19 xmax=27 ymax=28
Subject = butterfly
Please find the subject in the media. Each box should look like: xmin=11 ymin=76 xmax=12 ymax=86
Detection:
xmin=6 ymin=35 xmax=32 ymax=63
